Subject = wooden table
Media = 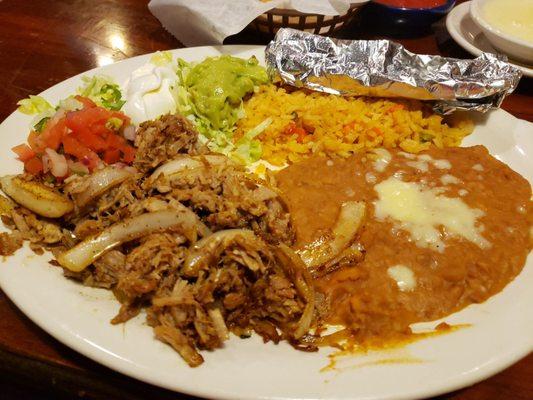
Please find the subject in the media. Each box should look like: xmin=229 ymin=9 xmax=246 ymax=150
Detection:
xmin=0 ymin=1 xmax=531 ymax=399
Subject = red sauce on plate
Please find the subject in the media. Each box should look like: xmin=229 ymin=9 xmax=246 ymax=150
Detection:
xmin=374 ymin=0 xmax=447 ymax=8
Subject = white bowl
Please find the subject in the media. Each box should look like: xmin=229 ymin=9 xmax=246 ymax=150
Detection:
xmin=470 ymin=0 xmax=533 ymax=64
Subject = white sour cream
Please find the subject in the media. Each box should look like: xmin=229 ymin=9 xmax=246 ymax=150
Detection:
xmin=123 ymin=63 xmax=178 ymax=125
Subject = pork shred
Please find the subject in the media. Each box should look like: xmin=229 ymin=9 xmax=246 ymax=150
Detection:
xmin=134 ymin=114 xmax=201 ymax=173
xmin=0 ymin=113 xmax=313 ymax=367
xmin=0 ymin=231 xmax=23 ymax=256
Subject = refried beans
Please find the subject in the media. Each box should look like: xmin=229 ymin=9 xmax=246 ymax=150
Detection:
xmin=275 ymin=145 xmax=532 ymax=340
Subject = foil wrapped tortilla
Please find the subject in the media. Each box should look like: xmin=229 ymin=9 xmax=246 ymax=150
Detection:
xmin=265 ymin=28 xmax=522 ymax=113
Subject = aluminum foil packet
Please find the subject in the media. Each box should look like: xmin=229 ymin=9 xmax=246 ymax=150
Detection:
xmin=265 ymin=28 xmax=522 ymax=113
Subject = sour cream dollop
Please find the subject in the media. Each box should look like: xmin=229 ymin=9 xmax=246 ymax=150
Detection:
xmin=122 ymin=63 xmax=178 ymax=125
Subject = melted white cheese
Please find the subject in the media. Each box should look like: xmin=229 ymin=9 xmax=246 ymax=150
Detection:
xmin=387 ymin=265 xmax=417 ymax=292
xmin=393 ymin=170 xmax=406 ymax=179
xmin=406 ymin=160 xmax=429 ymax=172
xmin=458 ymin=189 xmax=468 ymax=197
xmin=398 ymin=151 xmax=416 ymax=160
xmin=440 ymin=174 xmax=461 ymax=185
xmin=472 ymin=163 xmax=484 ymax=171
xmin=374 ymin=177 xmax=491 ymax=252
xmin=365 ymin=172 xmax=377 ymax=184
xmin=433 ymin=159 xmax=452 ymax=169
xmin=405 ymin=153 xmax=452 ymax=172
xmin=372 ymin=148 xmax=392 ymax=173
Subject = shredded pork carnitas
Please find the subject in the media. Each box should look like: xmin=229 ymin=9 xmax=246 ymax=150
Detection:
xmin=0 ymin=114 xmax=315 ymax=367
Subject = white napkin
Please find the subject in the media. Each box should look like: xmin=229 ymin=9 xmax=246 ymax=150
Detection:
xmin=148 ymin=0 xmax=354 ymax=46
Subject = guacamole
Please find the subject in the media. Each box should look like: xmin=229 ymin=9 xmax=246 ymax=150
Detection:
xmin=185 ymin=55 xmax=268 ymax=130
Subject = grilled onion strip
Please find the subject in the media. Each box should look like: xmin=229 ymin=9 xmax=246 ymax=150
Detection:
xmin=297 ymin=201 xmax=366 ymax=269
xmin=57 ymin=209 xmax=211 ymax=272
xmin=0 ymin=175 xmax=73 ymax=218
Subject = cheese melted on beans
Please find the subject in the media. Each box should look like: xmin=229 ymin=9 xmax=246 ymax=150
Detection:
xmin=276 ymin=146 xmax=532 ymax=340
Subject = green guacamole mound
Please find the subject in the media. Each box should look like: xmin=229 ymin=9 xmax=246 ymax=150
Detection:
xmin=185 ymin=55 xmax=269 ymax=130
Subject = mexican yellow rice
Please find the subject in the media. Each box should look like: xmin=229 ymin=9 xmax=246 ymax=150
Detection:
xmin=236 ymin=85 xmax=474 ymax=166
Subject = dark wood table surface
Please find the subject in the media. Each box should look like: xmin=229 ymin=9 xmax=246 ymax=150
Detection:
xmin=0 ymin=1 xmax=531 ymax=399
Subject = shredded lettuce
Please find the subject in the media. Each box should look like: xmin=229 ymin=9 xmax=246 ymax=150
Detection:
xmin=231 ymin=118 xmax=272 ymax=164
xmin=77 ymin=75 xmax=125 ymax=110
xmin=17 ymin=95 xmax=53 ymax=115
xmin=150 ymin=51 xmax=173 ymax=66
xmin=17 ymin=95 xmax=56 ymax=132
xmin=58 ymin=96 xmax=83 ymax=112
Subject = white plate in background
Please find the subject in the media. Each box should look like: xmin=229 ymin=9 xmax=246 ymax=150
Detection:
xmin=446 ymin=1 xmax=533 ymax=78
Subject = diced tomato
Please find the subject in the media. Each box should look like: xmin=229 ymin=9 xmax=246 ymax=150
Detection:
xmin=62 ymin=136 xmax=100 ymax=170
xmin=103 ymin=148 xmax=121 ymax=164
xmin=107 ymin=133 xmax=126 ymax=149
xmin=66 ymin=107 xmax=110 ymax=134
xmin=27 ymin=131 xmax=41 ymax=152
xmin=24 ymin=156 xmax=44 ymax=175
xmin=371 ymin=127 xmax=383 ymax=136
xmin=90 ymin=123 xmax=112 ymax=137
xmin=387 ymin=104 xmax=404 ymax=113
xmin=40 ymin=118 xmax=68 ymax=150
xmin=121 ymin=145 xmax=136 ymax=164
xmin=284 ymin=122 xmax=308 ymax=143
xmin=74 ymin=95 xmax=97 ymax=109
xmin=284 ymin=122 xmax=297 ymax=135
xmin=343 ymin=122 xmax=356 ymax=134
xmin=294 ymin=127 xmax=307 ymax=143
xmin=74 ymin=130 xmax=107 ymax=152
xmin=12 ymin=144 xmax=36 ymax=162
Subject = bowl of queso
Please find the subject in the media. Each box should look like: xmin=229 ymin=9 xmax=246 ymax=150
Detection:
xmin=471 ymin=0 xmax=533 ymax=64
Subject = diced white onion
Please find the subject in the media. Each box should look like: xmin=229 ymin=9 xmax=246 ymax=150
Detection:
xmin=45 ymin=148 xmax=68 ymax=178
xmin=123 ymin=125 xmax=136 ymax=141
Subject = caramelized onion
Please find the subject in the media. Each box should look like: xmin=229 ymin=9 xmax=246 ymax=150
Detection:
xmin=182 ymin=229 xmax=257 ymax=277
xmin=72 ymin=167 xmax=133 ymax=209
xmin=297 ymin=201 xmax=366 ymax=269
xmin=0 ymin=175 xmax=73 ymax=218
xmin=208 ymin=308 xmax=229 ymax=341
xmin=274 ymin=244 xmax=315 ymax=339
xmin=150 ymin=155 xmax=231 ymax=181
xmin=57 ymin=209 xmax=209 ymax=272
xmin=0 ymin=195 xmax=15 ymax=216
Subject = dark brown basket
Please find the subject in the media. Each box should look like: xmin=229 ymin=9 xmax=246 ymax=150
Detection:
xmin=248 ymin=3 xmax=364 ymax=37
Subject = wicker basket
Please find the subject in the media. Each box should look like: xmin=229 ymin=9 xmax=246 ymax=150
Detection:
xmin=248 ymin=3 xmax=364 ymax=37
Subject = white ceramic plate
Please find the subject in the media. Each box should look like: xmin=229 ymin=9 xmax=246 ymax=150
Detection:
xmin=0 ymin=45 xmax=531 ymax=400
xmin=446 ymin=1 xmax=533 ymax=78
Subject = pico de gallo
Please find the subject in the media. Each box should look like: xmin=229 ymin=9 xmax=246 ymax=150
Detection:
xmin=14 ymin=77 xmax=136 ymax=179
